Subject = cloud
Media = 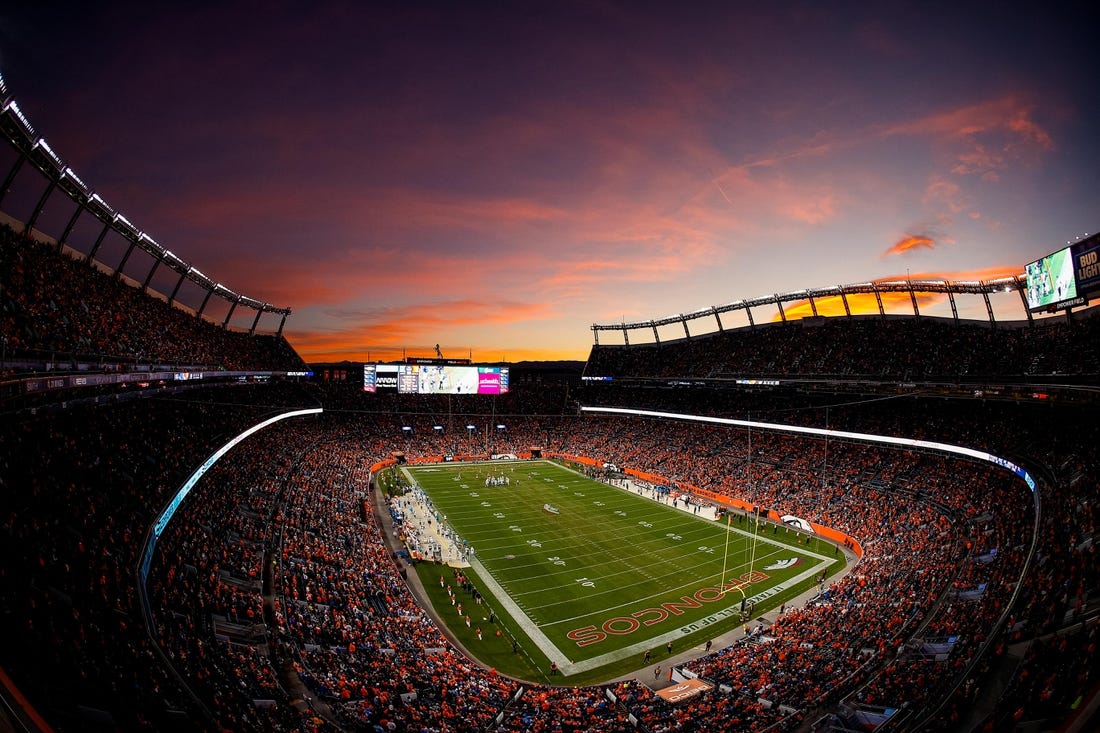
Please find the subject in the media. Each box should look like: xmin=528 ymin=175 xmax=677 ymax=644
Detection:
xmin=703 ymin=163 xmax=846 ymax=230
xmin=922 ymin=177 xmax=972 ymax=216
xmin=885 ymin=234 xmax=937 ymax=256
xmin=779 ymin=193 xmax=840 ymax=225
xmin=880 ymin=94 xmax=1054 ymax=179
xmin=950 ymin=145 xmax=1003 ymax=176
xmin=883 ymin=217 xmax=957 ymax=259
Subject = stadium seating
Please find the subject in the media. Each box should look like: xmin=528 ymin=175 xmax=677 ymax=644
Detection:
xmin=584 ymin=310 xmax=1100 ymax=383
xmin=0 ymin=223 xmax=305 ymax=373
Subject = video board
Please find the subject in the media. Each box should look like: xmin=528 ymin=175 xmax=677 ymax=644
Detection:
xmin=363 ymin=364 xmax=509 ymax=394
xmin=1024 ymin=234 xmax=1100 ymax=312
xmin=1025 ymin=245 xmax=1078 ymax=311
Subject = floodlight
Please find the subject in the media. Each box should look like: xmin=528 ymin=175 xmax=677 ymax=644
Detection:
xmin=466 ymin=424 xmax=476 ymax=430
xmin=402 ymin=426 xmax=412 ymax=432
xmin=62 ymin=166 xmax=87 ymax=189
xmin=34 ymin=137 xmax=61 ymax=162
xmin=496 ymin=424 xmax=506 ymax=430
xmin=433 ymin=425 xmax=444 ymax=431
xmin=6 ymin=101 xmax=34 ymax=136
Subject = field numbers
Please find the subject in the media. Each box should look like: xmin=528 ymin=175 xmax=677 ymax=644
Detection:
xmin=494 ymin=512 xmax=505 ymax=519
xmin=614 ymin=510 xmax=627 ymax=517
xmin=666 ymin=533 xmax=682 ymax=541
xmin=548 ymin=556 xmax=566 ymax=566
xmin=697 ymin=546 xmax=715 ymax=554
xmin=593 ymin=501 xmax=605 ymax=507
xmin=509 ymin=525 xmax=523 ymax=533
xmin=527 ymin=539 xmax=543 ymax=549
xmin=638 ymin=520 xmax=652 ymax=528
xmin=573 ymin=491 xmax=585 ymax=497
xmin=575 ymin=577 xmax=596 ymax=588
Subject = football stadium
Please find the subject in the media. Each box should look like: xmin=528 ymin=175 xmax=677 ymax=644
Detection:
xmin=2 ymin=13 xmax=1100 ymax=733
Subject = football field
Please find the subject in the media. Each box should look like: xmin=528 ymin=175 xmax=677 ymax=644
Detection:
xmin=404 ymin=460 xmax=843 ymax=679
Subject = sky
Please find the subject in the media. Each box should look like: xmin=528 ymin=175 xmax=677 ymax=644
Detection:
xmin=0 ymin=1 xmax=1097 ymax=363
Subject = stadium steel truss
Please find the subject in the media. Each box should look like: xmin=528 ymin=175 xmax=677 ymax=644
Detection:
xmin=0 ymin=72 xmax=291 ymax=336
xmin=591 ymin=277 xmax=1037 ymax=346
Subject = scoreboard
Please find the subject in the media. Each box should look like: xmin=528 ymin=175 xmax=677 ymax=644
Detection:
xmin=363 ymin=363 xmax=509 ymax=394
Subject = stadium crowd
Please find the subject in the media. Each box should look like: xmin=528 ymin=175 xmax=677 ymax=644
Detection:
xmin=584 ymin=310 xmax=1100 ymax=382
xmin=0 ymin=384 xmax=320 ymax=730
xmin=0 ymin=223 xmax=305 ymax=372
xmin=3 ymin=394 xmax=1045 ymax=732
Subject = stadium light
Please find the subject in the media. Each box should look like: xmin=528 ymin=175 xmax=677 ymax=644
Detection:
xmin=402 ymin=426 xmax=413 ymax=434
xmin=496 ymin=424 xmax=506 ymax=430
xmin=113 ymin=214 xmax=136 ymax=235
xmin=62 ymin=166 xmax=87 ymax=190
xmin=433 ymin=425 xmax=444 ymax=432
xmin=33 ymin=137 xmax=62 ymax=165
xmin=466 ymin=424 xmax=476 ymax=431
xmin=89 ymin=192 xmax=114 ymax=214
xmin=5 ymin=101 xmax=35 ymax=136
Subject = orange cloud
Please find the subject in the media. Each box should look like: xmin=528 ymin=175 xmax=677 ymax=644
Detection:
xmin=885 ymin=234 xmax=936 ymax=256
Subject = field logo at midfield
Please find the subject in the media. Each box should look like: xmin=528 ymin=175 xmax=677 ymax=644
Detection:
xmin=566 ymin=571 xmax=769 ymax=647
xmin=763 ymin=558 xmax=802 ymax=570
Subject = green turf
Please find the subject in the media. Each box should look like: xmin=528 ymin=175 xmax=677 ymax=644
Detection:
xmin=398 ymin=459 xmax=845 ymax=683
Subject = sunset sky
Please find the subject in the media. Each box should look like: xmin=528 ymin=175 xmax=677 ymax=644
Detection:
xmin=1 ymin=2 xmax=1097 ymax=362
